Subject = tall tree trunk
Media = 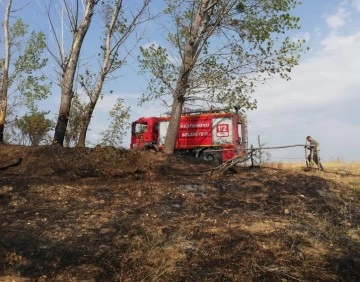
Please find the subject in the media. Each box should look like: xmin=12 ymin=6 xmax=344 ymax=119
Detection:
xmin=76 ymin=103 xmax=95 ymax=147
xmin=53 ymin=0 xmax=97 ymax=146
xmin=163 ymin=93 xmax=185 ymax=154
xmin=77 ymin=0 xmax=150 ymax=147
xmin=0 ymin=0 xmax=12 ymax=143
xmin=76 ymin=0 xmax=123 ymax=148
xmin=163 ymin=0 xmax=214 ymax=154
xmin=54 ymin=85 xmax=73 ymax=145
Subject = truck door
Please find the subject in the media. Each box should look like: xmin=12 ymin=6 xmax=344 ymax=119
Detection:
xmin=131 ymin=117 xmax=160 ymax=149
xmin=131 ymin=121 xmax=149 ymax=149
xmin=158 ymin=120 xmax=169 ymax=147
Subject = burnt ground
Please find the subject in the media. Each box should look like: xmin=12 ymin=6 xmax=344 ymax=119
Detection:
xmin=0 ymin=145 xmax=360 ymax=282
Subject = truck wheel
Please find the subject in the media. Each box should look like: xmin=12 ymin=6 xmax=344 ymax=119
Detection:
xmin=200 ymin=148 xmax=221 ymax=165
xmin=142 ymin=143 xmax=158 ymax=152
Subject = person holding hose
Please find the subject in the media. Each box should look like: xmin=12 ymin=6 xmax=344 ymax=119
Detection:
xmin=305 ymin=136 xmax=324 ymax=171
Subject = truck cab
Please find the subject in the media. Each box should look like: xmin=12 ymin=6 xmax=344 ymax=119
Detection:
xmin=130 ymin=117 xmax=159 ymax=149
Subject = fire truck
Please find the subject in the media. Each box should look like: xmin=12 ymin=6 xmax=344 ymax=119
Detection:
xmin=130 ymin=109 xmax=248 ymax=164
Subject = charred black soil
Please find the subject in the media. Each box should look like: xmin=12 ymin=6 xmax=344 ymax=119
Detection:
xmin=1 ymin=145 xmax=360 ymax=281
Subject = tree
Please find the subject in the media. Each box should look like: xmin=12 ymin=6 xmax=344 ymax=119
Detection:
xmin=48 ymin=0 xmax=99 ymax=146
xmin=76 ymin=0 xmax=152 ymax=147
xmin=0 ymin=0 xmax=49 ymax=143
xmin=100 ymin=97 xmax=130 ymax=147
xmin=139 ymin=0 xmax=306 ymax=154
xmin=0 ymin=0 xmax=11 ymax=143
xmin=64 ymin=93 xmax=85 ymax=147
xmin=14 ymin=111 xmax=54 ymax=146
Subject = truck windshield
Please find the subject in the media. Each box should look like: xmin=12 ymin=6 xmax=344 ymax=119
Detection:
xmin=134 ymin=122 xmax=148 ymax=136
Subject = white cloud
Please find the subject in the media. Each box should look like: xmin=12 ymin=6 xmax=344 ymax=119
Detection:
xmin=292 ymin=31 xmax=311 ymax=43
xmin=140 ymin=41 xmax=160 ymax=50
xmin=78 ymin=0 xmax=360 ymax=159
xmin=248 ymin=12 xmax=360 ymax=161
xmin=351 ymin=0 xmax=360 ymax=11
xmin=321 ymin=30 xmax=360 ymax=51
xmin=324 ymin=7 xmax=350 ymax=30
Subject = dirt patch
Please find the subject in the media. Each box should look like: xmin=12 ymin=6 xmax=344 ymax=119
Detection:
xmin=1 ymin=145 xmax=360 ymax=281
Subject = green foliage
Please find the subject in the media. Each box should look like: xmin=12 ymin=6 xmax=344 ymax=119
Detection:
xmin=78 ymin=69 xmax=97 ymax=98
xmin=13 ymin=30 xmax=50 ymax=111
xmin=14 ymin=31 xmax=47 ymax=72
xmin=139 ymin=44 xmax=177 ymax=103
xmin=139 ymin=0 xmax=306 ymax=110
xmin=0 ymin=12 xmax=50 ymax=144
xmin=97 ymin=0 xmax=130 ymax=72
xmin=9 ymin=18 xmax=26 ymax=43
xmin=1 ymin=19 xmax=50 ymax=112
xmin=14 ymin=111 xmax=54 ymax=146
xmin=101 ymin=1 xmax=128 ymax=35
xmin=100 ymin=98 xmax=130 ymax=147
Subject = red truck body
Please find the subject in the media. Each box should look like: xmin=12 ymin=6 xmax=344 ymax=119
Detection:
xmin=130 ymin=110 xmax=247 ymax=163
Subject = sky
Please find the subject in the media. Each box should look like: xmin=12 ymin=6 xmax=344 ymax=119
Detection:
xmin=2 ymin=0 xmax=360 ymax=162
xmin=119 ymin=0 xmax=360 ymax=162
xmin=245 ymin=0 xmax=360 ymax=162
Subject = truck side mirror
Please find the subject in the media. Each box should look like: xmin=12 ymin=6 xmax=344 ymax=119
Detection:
xmin=131 ymin=122 xmax=136 ymax=135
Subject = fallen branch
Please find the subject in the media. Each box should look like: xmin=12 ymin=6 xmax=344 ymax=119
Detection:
xmin=204 ymin=151 xmax=253 ymax=175
xmin=206 ymin=144 xmax=306 ymax=175
xmin=0 ymin=158 xmax=23 ymax=170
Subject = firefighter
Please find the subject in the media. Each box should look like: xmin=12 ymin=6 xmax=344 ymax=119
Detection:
xmin=305 ymin=136 xmax=324 ymax=171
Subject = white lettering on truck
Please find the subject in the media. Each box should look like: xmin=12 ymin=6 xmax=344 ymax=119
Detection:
xmin=179 ymin=123 xmax=210 ymax=129
xmin=181 ymin=132 xmax=208 ymax=137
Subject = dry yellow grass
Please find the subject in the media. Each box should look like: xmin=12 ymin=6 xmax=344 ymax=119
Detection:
xmin=267 ymin=160 xmax=358 ymax=168
xmin=265 ymin=161 xmax=360 ymax=196
xmin=266 ymin=160 xmax=360 ymax=174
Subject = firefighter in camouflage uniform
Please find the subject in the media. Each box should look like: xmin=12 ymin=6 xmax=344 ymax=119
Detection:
xmin=305 ymin=136 xmax=324 ymax=171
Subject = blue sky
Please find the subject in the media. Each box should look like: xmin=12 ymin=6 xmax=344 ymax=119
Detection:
xmin=120 ymin=0 xmax=360 ymax=162
xmin=245 ymin=0 xmax=360 ymax=162
xmin=2 ymin=0 xmax=360 ymax=161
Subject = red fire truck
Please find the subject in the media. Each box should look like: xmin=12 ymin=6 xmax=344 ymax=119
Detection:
xmin=130 ymin=109 xmax=248 ymax=164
